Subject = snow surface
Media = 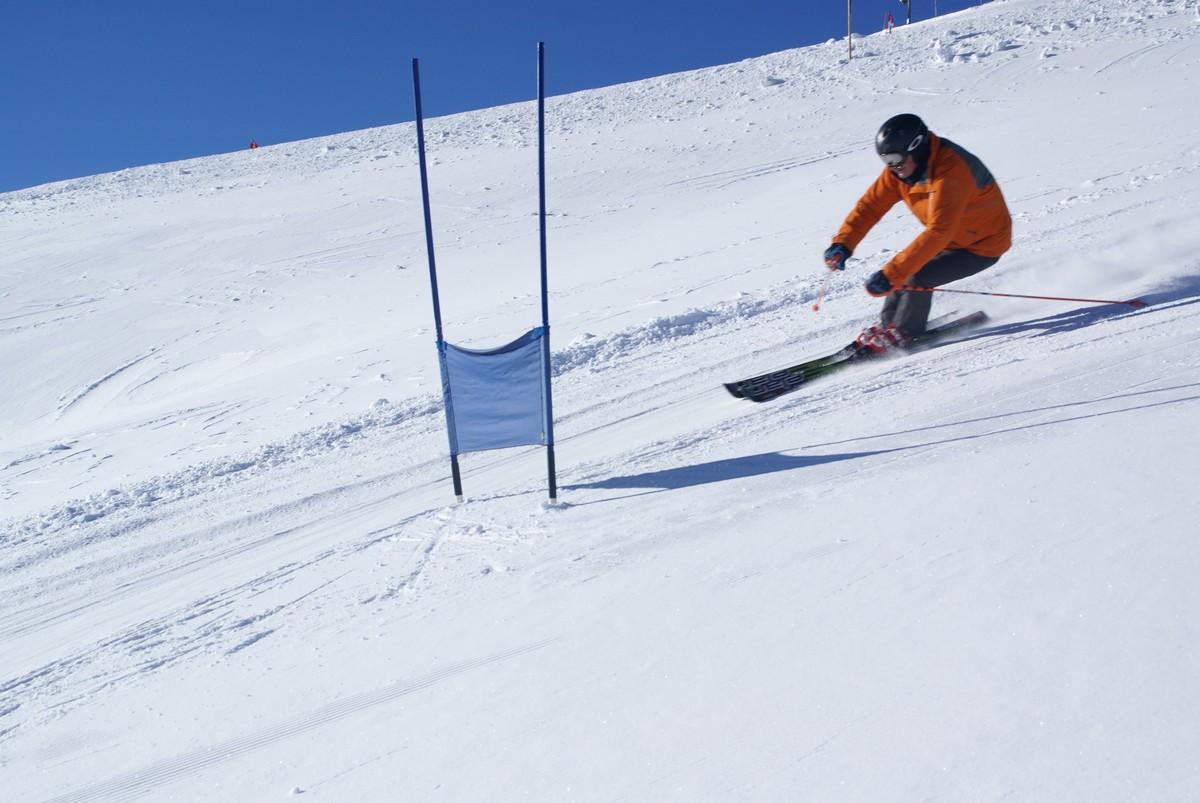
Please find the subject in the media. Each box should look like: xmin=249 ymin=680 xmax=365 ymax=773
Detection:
xmin=3 ymin=0 xmax=1200 ymax=799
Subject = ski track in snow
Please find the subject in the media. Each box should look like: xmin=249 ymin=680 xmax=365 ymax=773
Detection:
xmin=45 ymin=638 xmax=558 ymax=803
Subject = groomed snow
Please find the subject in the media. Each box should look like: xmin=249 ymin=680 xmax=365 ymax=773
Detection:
xmin=3 ymin=0 xmax=1200 ymax=799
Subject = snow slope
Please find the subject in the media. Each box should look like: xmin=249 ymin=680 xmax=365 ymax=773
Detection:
xmin=3 ymin=0 xmax=1200 ymax=799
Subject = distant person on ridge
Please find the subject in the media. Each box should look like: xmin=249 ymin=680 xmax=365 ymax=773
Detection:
xmin=822 ymin=113 xmax=1012 ymax=353
xmin=885 ymin=12 xmax=894 ymax=32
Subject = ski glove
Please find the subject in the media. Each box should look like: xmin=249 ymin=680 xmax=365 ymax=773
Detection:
xmin=823 ymin=243 xmax=852 ymax=271
xmin=865 ymin=270 xmax=894 ymax=297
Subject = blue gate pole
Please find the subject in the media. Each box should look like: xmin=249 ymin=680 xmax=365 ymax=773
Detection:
xmin=412 ymin=58 xmax=464 ymax=501
xmin=537 ymin=42 xmax=558 ymax=503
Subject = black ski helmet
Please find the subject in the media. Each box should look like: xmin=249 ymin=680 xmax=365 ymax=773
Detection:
xmin=875 ymin=113 xmax=929 ymax=160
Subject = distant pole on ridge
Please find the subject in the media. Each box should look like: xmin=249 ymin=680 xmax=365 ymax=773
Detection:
xmin=847 ymin=0 xmax=853 ymax=61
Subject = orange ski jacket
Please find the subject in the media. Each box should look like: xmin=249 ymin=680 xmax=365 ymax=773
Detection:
xmin=834 ymin=133 xmax=1012 ymax=285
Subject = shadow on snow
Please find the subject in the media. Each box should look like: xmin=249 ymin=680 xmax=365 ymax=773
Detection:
xmin=567 ymin=274 xmax=1200 ymax=503
xmin=958 ymin=272 xmax=1200 ymax=343
xmin=567 ymin=450 xmax=883 ymax=495
xmin=572 ymin=388 xmax=1198 ymax=501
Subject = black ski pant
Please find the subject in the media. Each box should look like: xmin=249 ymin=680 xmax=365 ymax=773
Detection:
xmin=881 ymin=249 xmax=1000 ymax=335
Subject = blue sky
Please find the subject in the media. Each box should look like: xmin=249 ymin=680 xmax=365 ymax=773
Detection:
xmin=2 ymin=0 xmax=983 ymax=193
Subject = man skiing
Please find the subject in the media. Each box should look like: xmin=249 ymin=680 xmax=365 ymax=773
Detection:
xmin=822 ymin=113 xmax=1012 ymax=352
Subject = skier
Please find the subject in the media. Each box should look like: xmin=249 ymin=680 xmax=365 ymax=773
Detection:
xmin=885 ymin=11 xmax=895 ymax=32
xmin=822 ymin=113 xmax=1012 ymax=352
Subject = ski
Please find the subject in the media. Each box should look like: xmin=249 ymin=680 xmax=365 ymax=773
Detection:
xmin=724 ymin=310 xmax=989 ymax=403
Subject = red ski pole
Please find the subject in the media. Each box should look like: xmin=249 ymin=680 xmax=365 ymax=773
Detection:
xmin=895 ymin=285 xmax=1146 ymax=309
xmin=812 ymin=272 xmax=832 ymax=312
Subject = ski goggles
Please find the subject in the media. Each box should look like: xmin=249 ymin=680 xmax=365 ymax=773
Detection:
xmin=880 ymin=152 xmax=908 ymax=167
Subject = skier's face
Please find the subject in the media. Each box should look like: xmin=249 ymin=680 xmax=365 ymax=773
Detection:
xmin=884 ymin=153 xmax=916 ymax=179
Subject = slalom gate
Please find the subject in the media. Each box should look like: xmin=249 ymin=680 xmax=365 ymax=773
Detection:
xmin=412 ymin=44 xmax=558 ymax=502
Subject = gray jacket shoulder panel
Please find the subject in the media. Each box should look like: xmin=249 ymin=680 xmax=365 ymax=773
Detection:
xmin=939 ymin=138 xmax=995 ymax=189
